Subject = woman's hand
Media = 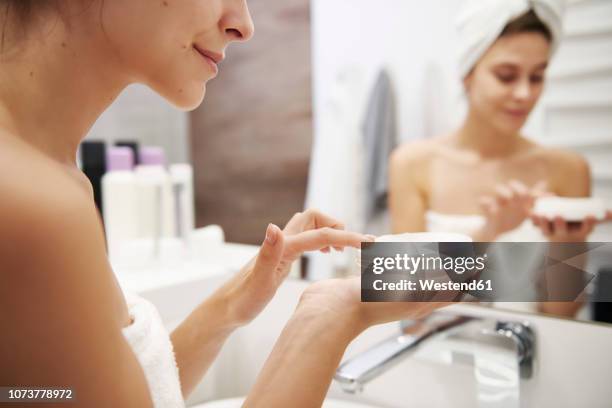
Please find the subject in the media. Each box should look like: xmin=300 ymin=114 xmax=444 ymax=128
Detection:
xmin=531 ymin=215 xmax=597 ymax=243
xmin=221 ymin=209 xmax=376 ymax=327
xmin=475 ymin=180 xmax=546 ymax=241
xmin=297 ymin=277 xmax=451 ymax=333
xmin=244 ymin=276 xmax=449 ymax=407
xmin=530 ymin=203 xmax=612 ymax=242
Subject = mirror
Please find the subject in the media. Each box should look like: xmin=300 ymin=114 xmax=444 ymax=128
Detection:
xmin=305 ymin=0 xmax=612 ymax=325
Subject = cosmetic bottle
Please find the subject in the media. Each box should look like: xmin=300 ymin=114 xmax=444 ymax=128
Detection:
xmin=102 ymin=147 xmax=138 ymax=259
xmin=115 ymin=140 xmax=141 ymax=165
xmin=80 ymin=141 xmax=106 ymax=217
xmin=135 ymin=147 xmax=176 ymax=240
xmin=170 ymin=164 xmax=196 ymax=244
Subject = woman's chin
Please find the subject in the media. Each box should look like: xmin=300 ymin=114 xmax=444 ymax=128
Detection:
xmin=493 ymin=116 xmax=527 ymax=135
xmin=159 ymin=83 xmax=207 ymax=112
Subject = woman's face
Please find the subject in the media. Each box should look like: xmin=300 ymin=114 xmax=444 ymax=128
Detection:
xmin=464 ymin=32 xmax=551 ymax=135
xmin=100 ymin=0 xmax=254 ymax=110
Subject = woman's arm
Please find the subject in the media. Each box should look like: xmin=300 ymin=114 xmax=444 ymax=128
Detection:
xmin=170 ymin=289 xmax=238 ymax=399
xmin=171 ymin=211 xmax=375 ymax=397
xmin=535 ymin=151 xmax=593 ymax=317
xmin=244 ymin=278 xmax=448 ymax=407
xmin=0 ymin=182 xmax=153 ymax=407
xmin=389 ymin=145 xmax=429 ymax=233
xmin=243 ymin=291 xmax=362 ymax=408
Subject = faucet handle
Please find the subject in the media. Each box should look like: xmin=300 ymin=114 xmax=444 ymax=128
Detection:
xmin=481 ymin=321 xmax=535 ymax=379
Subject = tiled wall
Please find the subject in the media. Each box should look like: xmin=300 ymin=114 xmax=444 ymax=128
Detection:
xmin=527 ymin=0 xmax=612 ymax=240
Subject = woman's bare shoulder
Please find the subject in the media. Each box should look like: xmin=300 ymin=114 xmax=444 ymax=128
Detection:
xmin=529 ymin=143 xmax=589 ymax=173
xmin=0 ymin=137 xmax=99 ymax=252
xmin=390 ymin=137 xmax=446 ymax=169
xmin=528 ymin=143 xmax=591 ymax=194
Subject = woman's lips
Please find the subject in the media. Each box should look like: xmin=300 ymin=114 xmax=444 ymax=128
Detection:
xmin=504 ymin=108 xmax=529 ymax=119
xmin=193 ymin=45 xmax=222 ymax=77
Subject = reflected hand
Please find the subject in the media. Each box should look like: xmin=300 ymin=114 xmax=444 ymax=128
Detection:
xmin=531 ymin=215 xmax=597 ymax=243
xmin=223 ymin=209 xmax=375 ymax=326
xmin=477 ymin=180 xmax=547 ymax=240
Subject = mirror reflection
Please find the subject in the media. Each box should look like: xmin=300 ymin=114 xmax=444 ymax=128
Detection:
xmin=305 ymin=0 xmax=612 ymax=324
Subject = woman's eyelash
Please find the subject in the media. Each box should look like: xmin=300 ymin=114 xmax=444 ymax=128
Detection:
xmin=496 ymin=74 xmax=517 ymax=83
xmin=495 ymin=73 xmax=545 ymax=83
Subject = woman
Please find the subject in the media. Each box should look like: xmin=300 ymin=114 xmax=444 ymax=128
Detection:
xmin=389 ymin=2 xmax=596 ymax=317
xmin=0 ymin=1 xmax=445 ymax=407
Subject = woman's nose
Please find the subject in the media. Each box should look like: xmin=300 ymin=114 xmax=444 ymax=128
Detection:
xmin=222 ymin=0 xmax=255 ymax=42
xmin=513 ymin=79 xmax=532 ymax=101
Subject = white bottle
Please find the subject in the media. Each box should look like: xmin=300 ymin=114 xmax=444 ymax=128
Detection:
xmin=170 ymin=164 xmax=196 ymax=243
xmin=102 ymin=147 xmax=138 ymax=259
xmin=136 ymin=147 xmax=176 ymax=240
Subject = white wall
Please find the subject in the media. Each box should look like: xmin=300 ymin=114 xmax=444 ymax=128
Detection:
xmin=84 ymin=84 xmax=190 ymax=164
xmin=311 ymin=0 xmax=464 ymax=147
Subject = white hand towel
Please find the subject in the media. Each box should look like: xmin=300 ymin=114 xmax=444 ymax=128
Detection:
xmin=122 ymin=293 xmax=185 ymax=408
xmin=456 ymin=0 xmax=566 ymax=78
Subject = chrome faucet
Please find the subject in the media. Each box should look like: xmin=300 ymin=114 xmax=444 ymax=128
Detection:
xmin=334 ymin=312 xmax=535 ymax=394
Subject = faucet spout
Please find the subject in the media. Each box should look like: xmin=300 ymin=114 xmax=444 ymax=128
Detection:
xmin=334 ymin=314 xmax=473 ymax=393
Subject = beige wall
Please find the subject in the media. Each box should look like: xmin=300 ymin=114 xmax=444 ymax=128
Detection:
xmin=190 ymin=0 xmax=312 ymax=244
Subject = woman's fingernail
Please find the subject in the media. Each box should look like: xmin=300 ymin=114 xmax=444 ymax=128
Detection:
xmin=265 ymin=223 xmax=278 ymax=246
xmin=365 ymin=234 xmax=377 ymax=242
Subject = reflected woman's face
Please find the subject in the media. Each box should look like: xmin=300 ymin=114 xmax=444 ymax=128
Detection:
xmin=464 ymin=32 xmax=551 ymax=135
xmin=100 ymin=0 xmax=254 ymax=110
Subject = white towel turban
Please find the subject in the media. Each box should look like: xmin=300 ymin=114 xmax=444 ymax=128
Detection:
xmin=456 ymin=0 xmax=566 ymax=78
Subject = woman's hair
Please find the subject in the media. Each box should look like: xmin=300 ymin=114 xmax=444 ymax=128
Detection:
xmin=499 ymin=10 xmax=553 ymax=43
xmin=1 ymin=0 xmax=55 ymax=46
xmin=1 ymin=0 xmax=56 ymax=24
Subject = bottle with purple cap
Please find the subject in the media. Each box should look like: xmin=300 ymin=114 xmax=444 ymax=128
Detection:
xmin=135 ymin=146 xmax=176 ymax=245
xmin=102 ymin=147 xmax=138 ymax=259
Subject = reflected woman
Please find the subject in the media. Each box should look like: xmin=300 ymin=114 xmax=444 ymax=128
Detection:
xmin=389 ymin=1 xmax=592 ymax=317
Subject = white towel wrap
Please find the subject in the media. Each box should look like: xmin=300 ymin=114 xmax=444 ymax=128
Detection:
xmin=122 ymin=293 xmax=185 ymax=408
xmin=456 ymin=0 xmax=566 ymax=78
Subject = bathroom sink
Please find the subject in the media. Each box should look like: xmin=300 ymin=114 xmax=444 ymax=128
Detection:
xmin=191 ymin=397 xmax=379 ymax=408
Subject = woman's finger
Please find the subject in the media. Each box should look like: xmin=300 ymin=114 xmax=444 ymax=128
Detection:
xmin=479 ymin=196 xmax=496 ymax=215
xmin=283 ymin=209 xmax=345 ymax=235
xmin=252 ymin=224 xmax=285 ymax=276
xmin=553 ymin=216 xmax=568 ymax=237
xmin=530 ymin=180 xmax=550 ymax=198
xmin=578 ymin=217 xmax=596 ymax=237
xmin=539 ymin=217 xmax=553 ymax=237
xmin=509 ymin=179 xmax=529 ymax=197
xmin=285 ymin=228 xmax=374 ymax=254
xmin=509 ymin=180 xmax=534 ymax=209
xmin=495 ymin=184 xmax=513 ymax=204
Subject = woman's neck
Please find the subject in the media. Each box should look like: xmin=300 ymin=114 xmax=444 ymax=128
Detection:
xmin=453 ymin=108 xmax=522 ymax=158
xmin=0 ymin=15 xmax=130 ymax=167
